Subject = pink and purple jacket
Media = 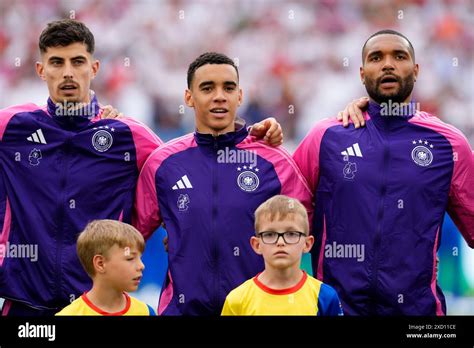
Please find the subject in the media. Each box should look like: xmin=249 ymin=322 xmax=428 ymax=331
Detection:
xmin=293 ymin=101 xmax=474 ymax=315
xmin=134 ymin=122 xmax=313 ymax=315
xmin=0 ymin=95 xmax=162 ymax=310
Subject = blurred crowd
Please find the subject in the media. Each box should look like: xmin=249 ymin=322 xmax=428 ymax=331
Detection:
xmin=1 ymin=0 xmax=473 ymax=151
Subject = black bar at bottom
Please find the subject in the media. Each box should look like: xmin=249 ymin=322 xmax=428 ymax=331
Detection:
xmin=0 ymin=316 xmax=473 ymax=346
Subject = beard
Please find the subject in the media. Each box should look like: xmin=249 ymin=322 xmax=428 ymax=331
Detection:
xmin=364 ymin=73 xmax=415 ymax=105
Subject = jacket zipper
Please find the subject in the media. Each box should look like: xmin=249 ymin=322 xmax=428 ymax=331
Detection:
xmin=212 ymin=139 xmax=219 ymax=311
xmin=370 ymin=129 xmax=389 ymax=315
xmin=56 ymin=139 xmax=70 ymax=303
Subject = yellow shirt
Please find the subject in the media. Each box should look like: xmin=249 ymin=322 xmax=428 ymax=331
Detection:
xmin=56 ymin=292 xmax=155 ymax=316
xmin=221 ymin=271 xmax=343 ymax=316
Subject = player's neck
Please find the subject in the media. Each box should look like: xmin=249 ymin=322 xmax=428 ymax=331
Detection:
xmin=196 ymin=124 xmax=235 ymax=137
xmin=258 ymin=266 xmax=304 ymax=290
xmin=87 ymin=282 xmax=127 ymax=313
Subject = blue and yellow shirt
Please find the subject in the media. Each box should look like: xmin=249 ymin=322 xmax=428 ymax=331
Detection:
xmin=56 ymin=292 xmax=155 ymax=316
xmin=221 ymin=271 xmax=343 ymax=316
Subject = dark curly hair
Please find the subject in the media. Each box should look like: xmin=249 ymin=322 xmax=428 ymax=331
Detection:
xmin=362 ymin=29 xmax=415 ymax=63
xmin=187 ymin=52 xmax=239 ymax=88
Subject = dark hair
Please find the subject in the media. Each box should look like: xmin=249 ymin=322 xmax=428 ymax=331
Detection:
xmin=187 ymin=52 xmax=239 ymax=88
xmin=362 ymin=29 xmax=415 ymax=63
xmin=39 ymin=19 xmax=95 ymax=54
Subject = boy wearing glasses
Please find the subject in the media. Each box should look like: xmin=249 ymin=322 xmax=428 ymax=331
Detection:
xmin=221 ymin=195 xmax=343 ymax=316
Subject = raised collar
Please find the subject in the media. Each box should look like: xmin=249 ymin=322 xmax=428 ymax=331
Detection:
xmin=367 ymin=99 xmax=417 ymax=131
xmin=47 ymin=92 xmax=100 ymax=130
xmin=194 ymin=118 xmax=248 ymax=148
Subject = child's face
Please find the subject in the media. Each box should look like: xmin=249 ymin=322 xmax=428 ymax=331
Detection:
xmin=102 ymin=244 xmax=145 ymax=292
xmin=251 ymin=214 xmax=314 ymax=270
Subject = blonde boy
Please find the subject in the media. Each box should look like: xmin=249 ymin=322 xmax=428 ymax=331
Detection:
xmin=222 ymin=195 xmax=343 ymax=315
xmin=56 ymin=220 xmax=155 ymax=315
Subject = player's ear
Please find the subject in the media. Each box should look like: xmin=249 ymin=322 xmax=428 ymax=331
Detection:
xmin=303 ymin=235 xmax=314 ymax=253
xmin=250 ymin=236 xmax=262 ymax=255
xmin=36 ymin=62 xmax=46 ymax=81
xmin=238 ymin=88 xmax=243 ymax=107
xmin=359 ymin=66 xmax=365 ymax=85
xmin=413 ymin=63 xmax=419 ymax=82
xmin=93 ymin=254 xmax=106 ymax=274
xmin=184 ymin=89 xmax=194 ymax=108
xmin=91 ymin=59 xmax=100 ymax=79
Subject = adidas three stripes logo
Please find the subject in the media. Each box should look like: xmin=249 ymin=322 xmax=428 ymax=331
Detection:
xmin=341 ymin=143 xmax=363 ymax=157
xmin=27 ymin=129 xmax=47 ymax=144
xmin=172 ymin=175 xmax=193 ymax=190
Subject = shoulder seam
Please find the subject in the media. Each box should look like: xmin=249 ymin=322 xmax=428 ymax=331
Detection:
xmin=141 ymin=133 xmax=194 ymax=170
xmin=120 ymin=117 xmax=162 ymax=144
xmin=238 ymin=140 xmax=312 ymax=194
xmin=412 ymin=112 xmax=468 ymax=141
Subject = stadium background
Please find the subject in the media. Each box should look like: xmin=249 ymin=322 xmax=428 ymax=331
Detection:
xmin=0 ymin=0 xmax=473 ymax=314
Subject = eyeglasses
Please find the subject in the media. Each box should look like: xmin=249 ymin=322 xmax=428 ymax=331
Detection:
xmin=257 ymin=231 xmax=306 ymax=244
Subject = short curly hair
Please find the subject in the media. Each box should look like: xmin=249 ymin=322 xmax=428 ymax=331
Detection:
xmin=362 ymin=29 xmax=415 ymax=63
xmin=187 ymin=52 xmax=239 ymax=88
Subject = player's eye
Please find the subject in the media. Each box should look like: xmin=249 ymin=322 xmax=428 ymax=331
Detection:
xmin=262 ymin=232 xmax=277 ymax=239
xmin=285 ymin=231 xmax=300 ymax=238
